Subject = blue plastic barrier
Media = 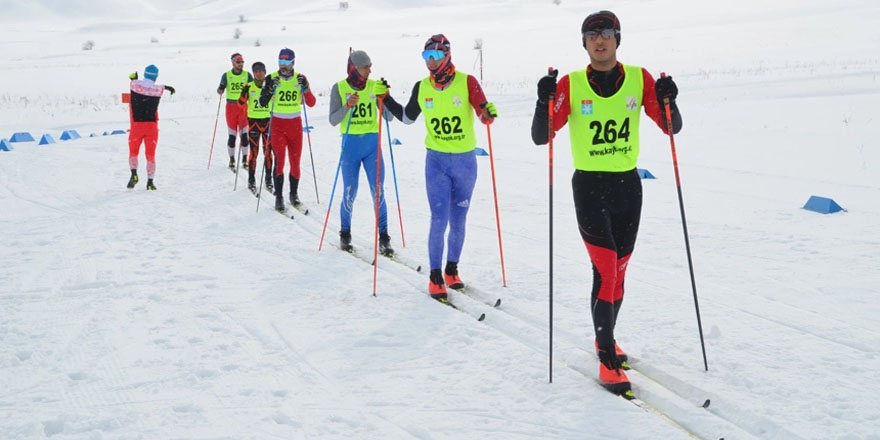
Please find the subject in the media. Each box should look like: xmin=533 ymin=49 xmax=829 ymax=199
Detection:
xmin=391 ymin=138 xmax=402 ymax=145
xmin=637 ymin=168 xmax=656 ymax=179
xmin=39 ymin=134 xmax=56 ymax=145
xmin=474 ymin=147 xmax=489 ymax=156
xmin=10 ymin=132 xmax=35 ymax=142
xmin=0 ymin=139 xmax=12 ymax=151
xmin=803 ymin=196 xmax=844 ymax=214
xmin=60 ymin=130 xmax=82 ymax=140
xmin=90 ymin=133 xmax=98 ymax=137
xmin=111 ymin=130 xmax=126 ymax=135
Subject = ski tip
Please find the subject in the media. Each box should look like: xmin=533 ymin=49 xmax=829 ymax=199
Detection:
xmin=477 ymin=313 xmax=486 ymax=322
xmin=416 ymin=265 xmax=422 ymax=272
xmin=702 ymin=399 xmax=711 ymax=408
xmin=493 ymin=299 xmax=502 ymax=307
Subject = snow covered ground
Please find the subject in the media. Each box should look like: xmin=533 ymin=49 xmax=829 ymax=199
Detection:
xmin=2 ymin=0 xmax=880 ymax=438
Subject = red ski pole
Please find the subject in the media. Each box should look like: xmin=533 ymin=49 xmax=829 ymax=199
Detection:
xmin=207 ymin=94 xmax=222 ymax=169
xmin=372 ymin=99 xmax=386 ymax=297
xmin=483 ymin=120 xmax=507 ymax=287
xmin=660 ymin=72 xmax=708 ymax=372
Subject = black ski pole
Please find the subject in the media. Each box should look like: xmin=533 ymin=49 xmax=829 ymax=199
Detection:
xmin=547 ymin=67 xmax=556 ymax=383
xmin=661 ymin=72 xmax=708 ymax=372
xmin=256 ymin=82 xmax=279 ymax=213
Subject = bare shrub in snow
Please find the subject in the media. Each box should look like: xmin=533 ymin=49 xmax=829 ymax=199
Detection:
xmin=234 ymin=28 xmax=242 ymax=39
xmin=339 ymin=2 xmax=349 ymax=10
xmin=150 ymin=37 xmax=159 ymax=43
xmin=82 ymin=40 xmax=95 ymax=51
xmin=239 ymin=15 xmax=246 ymax=23
xmin=254 ymin=39 xmax=261 ymax=47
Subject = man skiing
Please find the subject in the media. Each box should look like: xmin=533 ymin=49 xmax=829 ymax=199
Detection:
xmin=530 ymin=10 xmax=683 ymax=398
xmin=383 ymin=34 xmax=498 ymax=302
xmin=259 ymin=48 xmax=317 ymax=213
xmin=328 ymin=50 xmax=395 ymax=256
xmin=126 ymin=64 xmax=175 ymax=190
xmin=217 ymin=53 xmax=254 ymax=171
xmin=237 ymin=61 xmax=274 ymax=194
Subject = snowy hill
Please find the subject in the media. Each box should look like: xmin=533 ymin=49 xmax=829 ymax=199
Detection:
xmin=2 ymin=0 xmax=880 ymax=438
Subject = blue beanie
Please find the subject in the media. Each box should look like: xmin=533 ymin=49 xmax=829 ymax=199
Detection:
xmin=144 ymin=64 xmax=159 ymax=81
xmin=278 ymin=48 xmax=295 ymax=62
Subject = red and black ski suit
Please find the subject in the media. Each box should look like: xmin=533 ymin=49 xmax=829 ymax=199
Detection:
xmin=128 ymin=78 xmax=166 ymax=178
xmin=531 ymin=62 xmax=682 ymax=349
xmin=258 ymin=72 xmax=316 ymax=198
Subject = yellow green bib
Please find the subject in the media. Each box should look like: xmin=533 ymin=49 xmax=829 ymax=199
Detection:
xmin=568 ymin=64 xmax=643 ymax=172
xmin=226 ymin=70 xmax=249 ymax=102
xmin=337 ymin=79 xmax=379 ymax=134
xmin=417 ymin=71 xmax=476 ymax=153
xmin=272 ymin=72 xmax=302 ymax=116
xmin=246 ymin=80 xmax=271 ymax=119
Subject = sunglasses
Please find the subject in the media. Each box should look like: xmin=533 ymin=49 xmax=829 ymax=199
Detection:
xmin=278 ymin=58 xmax=294 ymax=66
xmin=421 ymin=50 xmax=446 ymax=62
xmin=583 ymin=29 xmax=619 ymax=41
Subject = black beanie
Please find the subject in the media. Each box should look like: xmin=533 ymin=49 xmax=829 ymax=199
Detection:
xmin=581 ymin=10 xmax=621 ymax=48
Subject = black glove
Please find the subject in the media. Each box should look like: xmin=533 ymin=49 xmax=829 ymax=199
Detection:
xmin=537 ymin=68 xmax=559 ymax=104
xmin=655 ymin=75 xmax=678 ymax=103
xmin=217 ymin=85 xmax=224 ymax=95
xmin=164 ymin=85 xmax=176 ymax=95
xmin=271 ymin=76 xmax=281 ymax=89
xmin=297 ymin=74 xmax=309 ymax=91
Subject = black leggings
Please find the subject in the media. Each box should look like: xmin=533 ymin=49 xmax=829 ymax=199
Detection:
xmin=571 ymin=168 xmax=642 ymax=348
xmin=247 ymin=118 xmax=272 ymax=175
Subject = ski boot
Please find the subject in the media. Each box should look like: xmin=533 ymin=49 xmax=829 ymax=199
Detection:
xmin=597 ymin=344 xmax=632 ymax=398
xmin=228 ymin=156 xmax=235 ymax=171
xmin=288 ymin=175 xmax=301 ymax=207
xmin=429 ymin=269 xmax=448 ymax=301
xmin=146 ymin=179 xmax=157 ymax=190
xmin=379 ymin=232 xmax=394 ymax=257
xmin=339 ymin=230 xmax=353 ymax=253
xmin=595 ymin=340 xmax=629 ymax=369
xmin=444 ymin=261 xmax=464 ymax=291
xmin=265 ymin=175 xmax=274 ymax=194
xmin=274 ymin=195 xmax=286 ymax=212
xmin=247 ymin=174 xmax=256 ymax=192
xmin=126 ymin=170 xmax=139 ymax=189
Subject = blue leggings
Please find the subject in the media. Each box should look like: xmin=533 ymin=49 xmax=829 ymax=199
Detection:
xmin=340 ymin=133 xmax=387 ymax=233
xmin=425 ymin=149 xmax=478 ymax=270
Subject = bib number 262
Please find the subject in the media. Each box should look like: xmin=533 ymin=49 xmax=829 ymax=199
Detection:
xmin=430 ymin=116 xmax=463 ymax=135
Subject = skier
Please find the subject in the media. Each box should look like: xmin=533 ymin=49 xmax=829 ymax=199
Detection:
xmin=259 ymin=48 xmax=317 ymax=213
xmin=530 ymin=10 xmax=682 ymax=397
xmin=126 ymin=64 xmax=175 ymax=190
xmin=383 ymin=34 xmax=498 ymax=302
xmin=237 ymin=61 xmax=274 ymax=193
xmin=217 ymin=53 xmax=254 ymax=170
xmin=328 ymin=50 xmax=395 ymax=256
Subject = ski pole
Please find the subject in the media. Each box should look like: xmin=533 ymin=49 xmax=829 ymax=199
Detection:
xmin=482 ymin=116 xmax=507 ymax=287
xmin=372 ymin=99 xmax=386 ymax=297
xmin=661 ymin=72 xmax=708 ymax=372
xmin=384 ymin=113 xmax=406 ymax=248
xmin=256 ymin=83 xmax=279 ymax=213
xmin=547 ymin=67 xmax=555 ymax=384
xmin=233 ymin=132 xmax=242 ymax=191
xmin=318 ymin=108 xmax=354 ymax=251
xmin=301 ymin=85 xmax=320 ymax=204
xmin=207 ymin=94 xmax=222 ymax=169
